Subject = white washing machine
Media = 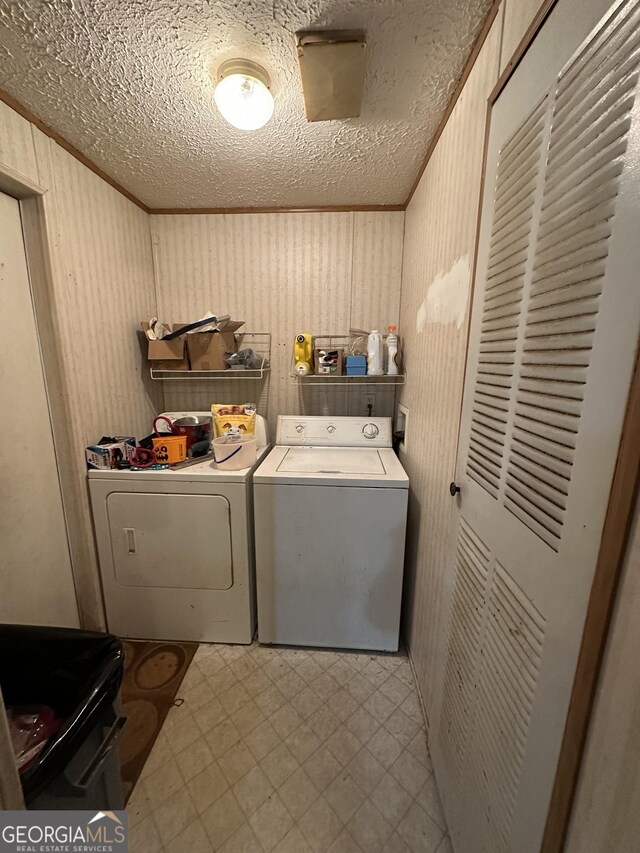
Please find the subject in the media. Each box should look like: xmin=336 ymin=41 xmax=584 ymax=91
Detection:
xmin=254 ymin=416 xmax=409 ymax=652
xmin=89 ymin=416 xmax=268 ymax=644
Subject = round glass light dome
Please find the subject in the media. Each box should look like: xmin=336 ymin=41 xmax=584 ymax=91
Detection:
xmin=214 ymin=59 xmax=274 ymax=131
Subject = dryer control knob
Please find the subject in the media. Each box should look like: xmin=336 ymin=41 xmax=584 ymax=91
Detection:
xmin=327 ymin=425 xmax=336 ymax=433
xmin=295 ymin=424 xmax=304 ymax=433
xmin=363 ymin=423 xmax=379 ymax=439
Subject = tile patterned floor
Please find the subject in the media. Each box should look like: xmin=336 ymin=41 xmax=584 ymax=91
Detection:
xmin=127 ymin=641 xmax=451 ymax=853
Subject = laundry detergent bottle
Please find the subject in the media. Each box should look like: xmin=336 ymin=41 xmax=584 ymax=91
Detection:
xmin=367 ymin=330 xmax=383 ymax=376
xmin=294 ymin=334 xmax=314 ymax=375
xmin=386 ymin=325 xmax=399 ymax=375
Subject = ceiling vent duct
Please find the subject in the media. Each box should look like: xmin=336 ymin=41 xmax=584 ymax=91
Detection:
xmin=295 ymin=30 xmax=366 ymax=122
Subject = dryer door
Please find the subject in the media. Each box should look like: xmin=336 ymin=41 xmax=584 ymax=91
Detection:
xmin=107 ymin=492 xmax=233 ymax=590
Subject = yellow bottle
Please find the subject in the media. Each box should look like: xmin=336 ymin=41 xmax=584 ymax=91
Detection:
xmin=294 ymin=334 xmax=314 ymax=375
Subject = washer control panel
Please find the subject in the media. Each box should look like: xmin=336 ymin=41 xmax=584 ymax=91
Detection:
xmin=277 ymin=416 xmax=392 ymax=447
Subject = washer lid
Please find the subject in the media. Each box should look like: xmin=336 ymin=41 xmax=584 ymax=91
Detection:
xmin=277 ymin=447 xmax=385 ymax=475
xmin=254 ymin=446 xmax=408 ymax=488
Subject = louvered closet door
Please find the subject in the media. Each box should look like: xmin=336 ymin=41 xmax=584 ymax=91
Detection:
xmin=433 ymin=1 xmax=640 ymax=851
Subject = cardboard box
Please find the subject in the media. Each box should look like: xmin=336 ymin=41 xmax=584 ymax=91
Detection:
xmin=86 ymin=436 xmax=136 ymax=469
xmin=314 ymin=347 xmax=343 ymax=375
xmin=187 ymin=321 xmax=244 ymax=371
xmin=141 ymin=322 xmax=190 ymax=371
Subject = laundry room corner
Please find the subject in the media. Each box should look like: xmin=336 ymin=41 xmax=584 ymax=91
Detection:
xmin=2 ymin=0 xmax=640 ymax=850
xmin=148 ymin=210 xmax=406 ymax=439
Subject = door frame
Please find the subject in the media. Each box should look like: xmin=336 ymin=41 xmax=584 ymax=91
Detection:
xmin=0 ymin=165 xmax=77 ymax=811
xmin=541 ymin=350 xmax=640 ymax=852
xmin=0 ymin=162 xmax=97 ymax=627
xmin=454 ymin=1 xmax=640 ymax=849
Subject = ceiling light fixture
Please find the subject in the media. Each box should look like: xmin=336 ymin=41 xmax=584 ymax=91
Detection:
xmin=214 ymin=59 xmax=274 ymax=130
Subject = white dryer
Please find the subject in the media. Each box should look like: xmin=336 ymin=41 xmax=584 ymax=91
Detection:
xmin=89 ymin=416 xmax=268 ymax=644
xmin=254 ymin=416 xmax=409 ymax=652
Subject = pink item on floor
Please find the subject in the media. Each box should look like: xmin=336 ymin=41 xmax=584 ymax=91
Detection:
xmin=8 ymin=705 xmax=61 ymax=772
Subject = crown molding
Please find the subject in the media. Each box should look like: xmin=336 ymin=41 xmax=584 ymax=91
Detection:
xmin=1 ymin=0 xmax=517 ymax=217
xmin=149 ymin=204 xmax=405 ymax=214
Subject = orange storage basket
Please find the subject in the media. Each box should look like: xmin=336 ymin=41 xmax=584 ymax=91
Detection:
xmin=151 ymin=435 xmax=187 ymax=465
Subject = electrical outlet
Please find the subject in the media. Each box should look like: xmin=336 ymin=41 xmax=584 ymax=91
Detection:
xmin=397 ymin=404 xmax=408 ymax=452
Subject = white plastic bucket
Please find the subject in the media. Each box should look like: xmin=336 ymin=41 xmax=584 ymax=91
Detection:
xmin=212 ymin=436 xmax=257 ymax=470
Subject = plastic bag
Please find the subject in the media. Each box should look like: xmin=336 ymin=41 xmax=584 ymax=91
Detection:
xmin=8 ymin=706 xmax=61 ymax=772
xmin=224 ymin=348 xmax=263 ymax=370
xmin=212 ymin=404 xmax=257 ymax=440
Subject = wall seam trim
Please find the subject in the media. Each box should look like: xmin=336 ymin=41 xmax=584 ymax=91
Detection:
xmin=28 ymin=118 xmax=41 ymax=186
xmin=397 ymin=209 xmax=407 ymax=340
xmin=405 ymin=637 xmax=431 ymax=734
xmin=498 ymin=0 xmax=506 ymax=75
xmin=349 ymin=210 xmax=355 ymax=330
xmin=147 ymin=216 xmax=165 ymax=411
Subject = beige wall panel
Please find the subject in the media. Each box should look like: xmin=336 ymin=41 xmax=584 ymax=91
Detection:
xmin=150 ymin=211 xmax=404 ymax=434
xmin=47 ymin=141 xmax=161 ymax=443
xmin=501 ymin=0 xmax=545 ymax=72
xmin=0 ymin=101 xmax=38 ymax=183
xmin=397 ymin=11 xmax=503 ymax=722
xmin=565 ymin=500 xmax=640 ymax=853
xmin=42 ymin=139 xmax=160 ymax=627
xmin=351 ymin=211 xmax=405 ymax=332
xmin=348 ymin=211 xmax=404 ymax=421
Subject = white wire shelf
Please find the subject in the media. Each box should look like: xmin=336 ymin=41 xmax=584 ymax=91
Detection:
xmin=151 ymin=364 xmax=270 ymax=380
xmin=293 ymin=373 xmax=405 ymax=386
xmin=290 ymin=333 xmax=404 ymax=386
xmin=150 ymin=332 xmax=271 ymax=380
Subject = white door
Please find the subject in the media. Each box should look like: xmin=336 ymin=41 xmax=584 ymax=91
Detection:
xmin=433 ymin=0 xmax=640 ymax=850
xmin=0 ymin=192 xmax=78 ymax=627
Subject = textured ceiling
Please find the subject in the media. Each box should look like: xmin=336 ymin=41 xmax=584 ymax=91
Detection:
xmin=0 ymin=0 xmax=492 ymax=208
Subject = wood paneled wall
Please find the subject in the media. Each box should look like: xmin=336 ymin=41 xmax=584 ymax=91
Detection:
xmin=150 ymin=212 xmax=404 ymax=435
xmin=0 ymin=100 xmax=38 ymax=178
xmin=0 ymin=100 xmax=160 ymax=629
xmin=397 ymin=10 xmax=504 ymax=723
xmin=398 ymin=3 xmax=640 ymax=844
